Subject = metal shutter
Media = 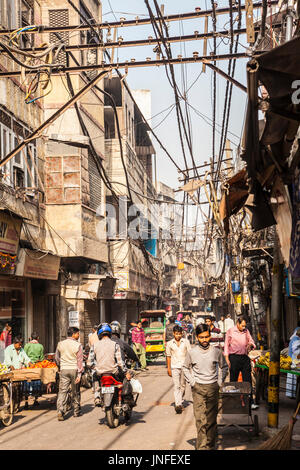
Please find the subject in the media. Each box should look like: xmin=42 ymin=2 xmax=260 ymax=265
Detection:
xmin=88 ymin=151 xmax=102 ymax=211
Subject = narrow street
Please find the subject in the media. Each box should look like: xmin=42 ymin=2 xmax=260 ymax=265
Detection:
xmin=1 ymin=361 xmax=299 ymax=451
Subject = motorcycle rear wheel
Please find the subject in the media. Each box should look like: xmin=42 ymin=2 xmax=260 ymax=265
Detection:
xmin=105 ymin=405 xmax=119 ymax=428
xmin=124 ymin=409 xmax=132 ymax=422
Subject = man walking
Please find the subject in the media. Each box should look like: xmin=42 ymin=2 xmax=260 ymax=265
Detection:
xmin=224 ymin=316 xmax=257 ymax=409
xmin=183 ymin=324 xmax=226 ymax=450
xmin=163 ymin=316 xmax=176 ymax=345
xmin=225 ymin=314 xmax=234 ymax=331
xmin=166 ymin=324 xmax=191 ymax=414
xmin=55 ymin=327 xmax=83 ymax=421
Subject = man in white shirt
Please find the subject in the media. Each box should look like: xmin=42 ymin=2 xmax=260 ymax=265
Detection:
xmin=225 ymin=314 xmax=234 ymax=331
xmin=166 ymin=325 xmax=191 ymax=414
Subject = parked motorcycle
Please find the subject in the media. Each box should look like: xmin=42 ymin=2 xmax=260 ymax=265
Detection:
xmin=98 ymin=373 xmax=139 ymax=428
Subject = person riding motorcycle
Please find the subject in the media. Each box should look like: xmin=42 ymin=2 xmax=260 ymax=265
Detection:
xmin=110 ymin=321 xmax=140 ymax=367
xmin=89 ymin=323 xmax=133 ymax=407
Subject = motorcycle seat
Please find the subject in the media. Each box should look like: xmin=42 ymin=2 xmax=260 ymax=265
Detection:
xmin=100 ymin=374 xmax=123 ymax=386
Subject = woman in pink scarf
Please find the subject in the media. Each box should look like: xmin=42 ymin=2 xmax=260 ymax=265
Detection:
xmin=0 ymin=322 xmax=12 ymax=363
xmin=131 ymin=321 xmax=148 ymax=370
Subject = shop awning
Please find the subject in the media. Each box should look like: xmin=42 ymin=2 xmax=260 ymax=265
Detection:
xmin=224 ymin=37 xmax=300 ymax=233
xmin=63 ymin=274 xmax=116 ymax=300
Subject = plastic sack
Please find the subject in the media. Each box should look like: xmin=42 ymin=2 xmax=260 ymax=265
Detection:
xmin=130 ymin=378 xmax=142 ymax=394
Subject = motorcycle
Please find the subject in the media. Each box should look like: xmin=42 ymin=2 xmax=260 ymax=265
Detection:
xmin=81 ymin=349 xmax=93 ymax=389
xmin=99 ymin=373 xmax=139 ymax=428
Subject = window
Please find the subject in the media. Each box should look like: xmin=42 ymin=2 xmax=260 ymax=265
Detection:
xmin=49 ymin=9 xmax=69 ymax=66
xmin=19 ymin=0 xmax=34 ymax=49
xmin=0 ymin=0 xmax=17 ymax=29
xmin=0 ymin=114 xmax=37 ymax=190
xmin=80 ymin=1 xmax=99 ymax=78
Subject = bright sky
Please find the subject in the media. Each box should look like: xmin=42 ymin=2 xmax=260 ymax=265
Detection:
xmin=100 ymin=0 xmax=258 ymax=230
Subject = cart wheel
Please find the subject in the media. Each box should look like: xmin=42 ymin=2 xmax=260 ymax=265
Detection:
xmin=254 ymin=414 xmax=259 ymax=436
xmin=1 ymin=383 xmax=14 ymax=427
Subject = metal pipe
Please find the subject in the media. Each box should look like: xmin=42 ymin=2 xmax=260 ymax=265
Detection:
xmin=285 ymin=10 xmax=294 ymax=41
xmin=0 ymin=52 xmax=252 ymax=79
xmin=0 ymin=25 xmax=268 ymax=55
xmin=0 ymin=1 xmax=280 ymax=37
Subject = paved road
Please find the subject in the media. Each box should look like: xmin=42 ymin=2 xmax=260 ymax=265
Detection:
xmin=0 ymin=361 xmax=299 ymax=450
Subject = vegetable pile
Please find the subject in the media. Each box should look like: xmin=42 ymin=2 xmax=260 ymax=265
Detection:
xmin=27 ymin=360 xmax=57 ymax=369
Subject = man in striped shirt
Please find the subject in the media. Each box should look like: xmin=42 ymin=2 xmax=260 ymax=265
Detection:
xmin=205 ymin=316 xmax=223 ymax=348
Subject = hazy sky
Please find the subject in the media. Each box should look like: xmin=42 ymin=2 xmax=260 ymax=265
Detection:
xmin=100 ymin=0 xmax=257 ymax=226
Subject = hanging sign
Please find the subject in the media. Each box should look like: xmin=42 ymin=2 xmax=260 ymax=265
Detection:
xmin=69 ymin=311 xmax=79 ymax=327
xmin=0 ymin=211 xmax=21 ymax=255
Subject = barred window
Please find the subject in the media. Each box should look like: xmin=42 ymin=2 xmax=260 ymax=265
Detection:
xmin=49 ymin=9 xmax=69 ymax=66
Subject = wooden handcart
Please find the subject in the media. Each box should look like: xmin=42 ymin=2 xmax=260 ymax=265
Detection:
xmin=10 ymin=367 xmax=58 ymax=412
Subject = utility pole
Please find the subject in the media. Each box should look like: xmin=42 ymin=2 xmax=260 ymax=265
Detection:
xmin=268 ymin=234 xmax=283 ymax=428
xmin=266 ymin=6 xmax=293 ymax=427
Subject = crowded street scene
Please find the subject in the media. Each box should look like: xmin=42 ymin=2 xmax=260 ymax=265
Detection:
xmin=0 ymin=0 xmax=300 ymax=457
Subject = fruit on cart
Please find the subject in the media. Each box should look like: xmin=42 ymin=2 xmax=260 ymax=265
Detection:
xmin=0 ymin=363 xmax=9 ymax=375
xmin=27 ymin=360 xmax=57 ymax=369
xmin=280 ymin=356 xmax=292 ymax=370
xmin=257 ymin=352 xmax=292 ymax=370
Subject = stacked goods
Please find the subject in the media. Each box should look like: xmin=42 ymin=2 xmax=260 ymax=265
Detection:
xmin=257 ymin=352 xmax=293 ymax=370
xmin=27 ymin=360 xmax=56 ymax=369
xmin=0 ymin=363 xmax=10 ymax=375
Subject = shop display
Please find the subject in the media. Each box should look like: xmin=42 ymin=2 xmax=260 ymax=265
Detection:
xmin=0 ymin=363 xmax=10 ymax=375
xmin=27 ymin=360 xmax=57 ymax=369
xmin=257 ymin=352 xmax=293 ymax=370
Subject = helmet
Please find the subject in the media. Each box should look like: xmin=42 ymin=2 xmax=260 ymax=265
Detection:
xmin=97 ymin=323 xmax=112 ymax=339
xmin=110 ymin=320 xmax=121 ymax=337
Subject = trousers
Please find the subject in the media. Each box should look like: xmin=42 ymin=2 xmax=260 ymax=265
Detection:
xmin=132 ymin=344 xmax=147 ymax=369
xmin=192 ymin=382 xmax=219 ymax=450
xmin=229 ymin=354 xmax=252 ymax=384
xmin=56 ymin=369 xmax=81 ymax=415
xmin=172 ymin=368 xmax=186 ymax=407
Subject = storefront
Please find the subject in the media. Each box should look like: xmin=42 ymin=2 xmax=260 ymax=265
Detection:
xmin=0 ymin=210 xmax=24 ymax=339
xmin=15 ymin=248 xmax=61 ymax=352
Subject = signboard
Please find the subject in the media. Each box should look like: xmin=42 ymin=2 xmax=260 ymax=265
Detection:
xmin=0 ymin=211 xmax=21 ymax=255
xmin=234 ymin=293 xmax=250 ymax=304
xmin=116 ymin=271 xmax=129 ymax=290
xmin=177 ymin=262 xmax=184 ymax=270
xmin=15 ymin=249 xmax=60 ymax=280
xmin=113 ymin=291 xmax=127 ymax=299
xmin=69 ymin=310 xmax=79 ymax=327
